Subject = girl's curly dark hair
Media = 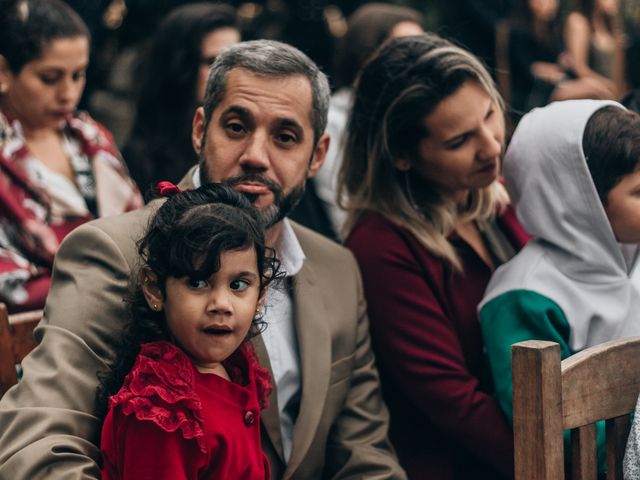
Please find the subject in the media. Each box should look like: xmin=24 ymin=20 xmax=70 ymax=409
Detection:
xmin=96 ymin=183 xmax=281 ymax=416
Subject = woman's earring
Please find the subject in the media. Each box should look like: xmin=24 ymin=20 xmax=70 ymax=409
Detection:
xmin=152 ymin=303 xmax=161 ymax=311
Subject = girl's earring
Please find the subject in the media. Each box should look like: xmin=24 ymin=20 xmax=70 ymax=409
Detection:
xmin=153 ymin=303 xmax=161 ymax=312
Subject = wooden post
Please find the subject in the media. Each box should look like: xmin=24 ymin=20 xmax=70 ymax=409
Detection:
xmin=513 ymin=340 xmax=565 ymax=479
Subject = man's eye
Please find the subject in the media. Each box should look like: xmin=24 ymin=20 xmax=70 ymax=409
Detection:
xmin=226 ymin=122 xmax=244 ymax=133
xmin=277 ymin=133 xmax=296 ymax=144
xmin=230 ymin=279 xmax=250 ymax=291
xmin=187 ymin=278 xmax=208 ymax=289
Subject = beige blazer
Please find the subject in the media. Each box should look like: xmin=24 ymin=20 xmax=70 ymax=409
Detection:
xmin=0 ymin=172 xmax=405 ymax=479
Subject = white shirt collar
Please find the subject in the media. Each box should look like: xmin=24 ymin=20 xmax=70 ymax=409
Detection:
xmin=191 ymin=167 xmax=305 ymax=277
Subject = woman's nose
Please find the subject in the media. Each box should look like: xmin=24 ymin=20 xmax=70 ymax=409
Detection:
xmin=479 ymin=125 xmax=502 ymax=160
xmin=56 ymin=76 xmax=82 ymax=107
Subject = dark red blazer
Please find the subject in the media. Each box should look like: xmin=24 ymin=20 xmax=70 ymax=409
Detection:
xmin=346 ymin=207 xmax=529 ymax=480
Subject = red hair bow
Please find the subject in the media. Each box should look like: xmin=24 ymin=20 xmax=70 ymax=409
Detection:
xmin=156 ymin=181 xmax=182 ymax=196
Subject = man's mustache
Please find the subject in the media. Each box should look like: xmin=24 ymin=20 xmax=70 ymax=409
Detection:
xmin=224 ymin=173 xmax=283 ymax=202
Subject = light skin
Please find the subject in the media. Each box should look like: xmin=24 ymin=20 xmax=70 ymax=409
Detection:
xmin=529 ymin=0 xmax=558 ymax=22
xmin=0 ymin=35 xmax=89 ymax=260
xmin=192 ymin=68 xmax=330 ymax=244
xmin=142 ymin=248 xmax=265 ymax=379
xmin=564 ymin=2 xmax=621 ymax=97
xmin=0 ymin=36 xmax=88 ymax=137
xmin=394 ymin=79 xmax=504 ymax=269
xmin=604 ymin=168 xmax=640 ymax=244
xmin=395 ymin=79 xmax=503 ymax=203
xmin=195 ymin=27 xmax=241 ymax=103
xmin=388 ymin=21 xmax=423 ymax=39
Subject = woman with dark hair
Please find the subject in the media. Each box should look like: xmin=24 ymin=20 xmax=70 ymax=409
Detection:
xmin=122 ymin=3 xmax=240 ymax=193
xmin=314 ymin=3 xmax=423 ymax=237
xmin=340 ymin=33 xmax=529 ymax=478
xmin=0 ymin=0 xmax=142 ymax=313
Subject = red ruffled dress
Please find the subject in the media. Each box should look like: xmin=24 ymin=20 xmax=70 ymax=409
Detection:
xmin=100 ymin=341 xmax=271 ymax=479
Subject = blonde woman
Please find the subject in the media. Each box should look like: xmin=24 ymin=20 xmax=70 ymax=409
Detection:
xmin=340 ymin=34 xmax=529 ymax=479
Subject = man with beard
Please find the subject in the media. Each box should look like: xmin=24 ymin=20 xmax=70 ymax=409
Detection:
xmin=0 ymin=40 xmax=405 ymax=479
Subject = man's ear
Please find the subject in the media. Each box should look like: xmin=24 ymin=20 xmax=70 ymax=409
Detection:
xmin=140 ymin=268 xmax=164 ymax=312
xmin=192 ymin=106 xmax=206 ymax=155
xmin=306 ymin=132 xmax=330 ymax=179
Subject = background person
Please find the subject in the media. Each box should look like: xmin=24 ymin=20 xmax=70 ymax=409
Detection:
xmin=122 ymin=2 xmax=240 ymax=194
xmin=564 ymin=0 xmax=625 ymax=98
xmin=340 ymin=33 xmax=529 ymax=479
xmin=314 ymin=2 xmax=423 ymax=237
xmin=0 ymin=0 xmax=141 ymax=313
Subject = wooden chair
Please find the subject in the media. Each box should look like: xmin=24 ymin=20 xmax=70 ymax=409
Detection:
xmin=0 ymin=303 xmax=42 ymax=397
xmin=512 ymin=337 xmax=640 ymax=479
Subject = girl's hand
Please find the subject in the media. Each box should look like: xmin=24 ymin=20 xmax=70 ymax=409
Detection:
xmin=20 ymin=219 xmax=59 ymax=264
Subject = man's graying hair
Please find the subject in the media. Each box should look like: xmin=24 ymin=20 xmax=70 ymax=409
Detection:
xmin=203 ymin=40 xmax=330 ymax=144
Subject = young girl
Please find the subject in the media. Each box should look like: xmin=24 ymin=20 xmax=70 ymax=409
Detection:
xmin=99 ymin=182 xmax=278 ymax=479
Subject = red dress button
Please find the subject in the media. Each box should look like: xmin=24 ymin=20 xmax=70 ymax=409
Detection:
xmin=244 ymin=410 xmax=256 ymax=426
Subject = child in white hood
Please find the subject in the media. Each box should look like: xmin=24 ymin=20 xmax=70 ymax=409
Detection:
xmin=478 ymin=99 xmax=640 ymax=472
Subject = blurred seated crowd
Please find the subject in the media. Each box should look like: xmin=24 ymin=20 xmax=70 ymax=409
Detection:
xmin=1 ymin=0 xmax=640 ymax=478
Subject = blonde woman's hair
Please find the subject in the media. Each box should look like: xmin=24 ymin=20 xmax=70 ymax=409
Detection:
xmin=339 ymin=33 xmax=509 ymax=270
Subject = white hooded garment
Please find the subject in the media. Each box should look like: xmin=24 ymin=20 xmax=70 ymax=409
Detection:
xmin=480 ymin=99 xmax=640 ymax=353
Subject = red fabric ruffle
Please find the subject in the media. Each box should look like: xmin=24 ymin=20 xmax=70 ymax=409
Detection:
xmin=109 ymin=340 xmax=272 ymax=454
xmin=109 ymin=341 xmax=206 ymax=453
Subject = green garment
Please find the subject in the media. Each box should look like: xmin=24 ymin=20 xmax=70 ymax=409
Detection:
xmin=479 ymin=289 xmax=605 ymax=473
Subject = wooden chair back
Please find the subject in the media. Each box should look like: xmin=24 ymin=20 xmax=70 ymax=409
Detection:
xmin=0 ymin=303 xmax=42 ymax=397
xmin=512 ymin=337 xmax=640 ymax=479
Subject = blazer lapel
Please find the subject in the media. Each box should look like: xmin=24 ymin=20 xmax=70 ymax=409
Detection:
xmin=284 ymin=256 xmax=331 ymax=476
xmin=251 ymin=334 xmax=286 ymax=462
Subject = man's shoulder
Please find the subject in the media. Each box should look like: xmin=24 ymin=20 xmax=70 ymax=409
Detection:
xmin=59 ymin=202 xmax=160 ymax=262
xmin=289 ymin=219 xmax=354 ymax=261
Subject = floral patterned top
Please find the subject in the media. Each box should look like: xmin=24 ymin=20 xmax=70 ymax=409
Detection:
xmin=0 ymin=108 xmax=142 ymax=312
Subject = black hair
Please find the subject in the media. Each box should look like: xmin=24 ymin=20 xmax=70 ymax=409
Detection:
xmin=0 ymin=0 xmax=89 ymax=73
xmin=96 ymin=183 xmax=281 ymax=415
xmin=123 ymin=3 xmax=239 ymax=191
xmin=584 ymin=106 xmax=640 ymax=205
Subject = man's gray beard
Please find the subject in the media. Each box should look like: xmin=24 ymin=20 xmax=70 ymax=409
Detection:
xmin=199 ymin=157 xmax=306 ymax=229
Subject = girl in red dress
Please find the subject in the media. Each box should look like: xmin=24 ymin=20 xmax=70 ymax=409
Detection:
xmin=99 ymin=182 xmax=278 ymax=479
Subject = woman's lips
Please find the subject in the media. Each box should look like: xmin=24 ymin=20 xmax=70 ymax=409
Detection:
xmin=475 ymin=161 xmax=497 ymax=174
